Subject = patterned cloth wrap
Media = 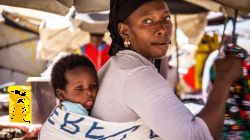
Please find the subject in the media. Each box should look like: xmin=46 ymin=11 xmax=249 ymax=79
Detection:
xmin=217 ymin=44 xmax=250 ymax=139
xmin=39 ymin=107 xmax=162 ymax=140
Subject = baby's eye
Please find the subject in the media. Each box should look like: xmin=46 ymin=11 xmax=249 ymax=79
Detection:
xmin=163 ymin=16 xmax=171 ymax=22
xmin=75 ymin=86 xmax=84 ymax=91
xmin=91 ymin=84 xmax=99 ymax=91
xmin=143 ymin=19 xmax=152 ymax=24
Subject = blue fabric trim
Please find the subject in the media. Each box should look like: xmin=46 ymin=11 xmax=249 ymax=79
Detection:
xmin=81 ymin=43 xmax=107 ymax=54
xmin=62 ymin=101 xmax=89 ymax=116
xmin=98 ymin=43 xmax=107 ymax=51
xmin=81 ymin=45 xmax=86 ymax=54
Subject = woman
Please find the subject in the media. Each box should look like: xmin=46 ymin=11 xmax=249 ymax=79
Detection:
xmin=91 ymin=0 xmax=242 ymax=139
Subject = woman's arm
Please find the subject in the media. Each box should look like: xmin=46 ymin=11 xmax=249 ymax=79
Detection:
xmin=123 ymin=54 xmax=241 ymax=140
xmin=124 ymin=66 xmax=213 ymax=140
xmin=197 ymin=54 xmax=242 ymax=139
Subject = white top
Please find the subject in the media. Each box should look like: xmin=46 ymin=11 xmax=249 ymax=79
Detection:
xmin=91 ymin=50 xmax=213 ymax=140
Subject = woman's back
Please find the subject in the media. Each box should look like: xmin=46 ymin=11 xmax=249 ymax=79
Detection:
xmin=91 ymin=50 xmax=213 ymax=140
xmin=91 ymin=50 xmax=155 ymax=122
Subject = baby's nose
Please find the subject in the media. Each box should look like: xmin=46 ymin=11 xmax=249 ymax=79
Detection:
xmin=85 ymin=90 xmax=91 ymax=96
xmin=85 ymin=90 xmax=96 ymax=98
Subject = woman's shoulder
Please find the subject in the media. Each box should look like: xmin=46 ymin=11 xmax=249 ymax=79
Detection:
xmin=98 ymin=50 xmax=157 ymax=81
xmin=113 ymin=50 xmax=156 ymax=71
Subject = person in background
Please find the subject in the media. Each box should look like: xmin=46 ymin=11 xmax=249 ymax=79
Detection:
xmin=80 ymin=33 xmax=110 ymax=71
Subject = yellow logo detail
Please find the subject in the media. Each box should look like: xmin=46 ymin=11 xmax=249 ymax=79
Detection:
xmin=8 ymin=86 xmax=32 ymax=123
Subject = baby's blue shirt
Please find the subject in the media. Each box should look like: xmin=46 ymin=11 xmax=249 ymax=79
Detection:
xmin=61 ymin=101 xmax=89 ymax=116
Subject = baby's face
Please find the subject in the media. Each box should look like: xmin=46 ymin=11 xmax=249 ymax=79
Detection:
xmin=63 ymin=67 xmax=98 ymax=110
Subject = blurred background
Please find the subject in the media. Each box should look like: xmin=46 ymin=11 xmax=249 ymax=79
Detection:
xmin=0 ymin=0 xmax=249 ymax=139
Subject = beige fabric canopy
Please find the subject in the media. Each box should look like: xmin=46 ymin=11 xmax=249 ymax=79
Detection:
xmin=0 ymin=21 xmax=46 ymax=75
xmin=0 ymin=7 xmax=110 ymax=61
xmin=0 ymin=0 xmax=249 ymax=61
xmin=0 ymin=0 xmax=250 ymax=16
xmin=185 ymin=0 xmax=250 ymax=16
xmin=0 ymin=0 xmax=110 ymax=15
xmin=215 ymin=0 xmax=250 ymax=12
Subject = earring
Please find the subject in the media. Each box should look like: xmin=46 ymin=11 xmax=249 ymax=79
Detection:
xmin=57 ymin=91 xmax=63 ymax=109
xmin=58 ymin=99 xmax=62 ymax=109
xmin=124 ymin=37 xmax=131 ymax=48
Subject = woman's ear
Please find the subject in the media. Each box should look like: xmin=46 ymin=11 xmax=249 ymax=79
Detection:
xmin=118 ymin=22 xmax=129 ymax=40
xmin=56 ymin=89 xmax=65 ymax=100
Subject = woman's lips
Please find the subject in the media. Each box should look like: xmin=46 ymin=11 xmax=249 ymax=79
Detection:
xmin=151 ymin=42 xmax=167 ymax=45
xmin=151 ymin=40 xmax=171 ymax=46
xmin=151 ymin=42 xmax=169 ymax=48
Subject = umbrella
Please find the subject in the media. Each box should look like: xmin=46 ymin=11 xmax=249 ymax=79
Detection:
xmin=0 ymin=0 xmax=109 ymax=15
xmin=183 ymin=0 xmax=250 ymax=16
xmin=215 ymin=0 xmax=250 ymax=12
xmin=0 ymin=0 xmax=250 ymax=15
xmin=0 ymin=10 xmax=46 ymax=81
xmin=75 ymin=11 xmax=109 ymax=34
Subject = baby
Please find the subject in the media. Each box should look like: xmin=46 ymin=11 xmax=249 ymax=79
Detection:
xmin=51 ymin=54 xmax=98 ymax=115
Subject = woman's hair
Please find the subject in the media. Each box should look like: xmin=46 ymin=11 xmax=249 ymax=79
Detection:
xmin=51 ymin=54 xmax=97 ymax=97
xmin=108 ymin=0 xmax=167 ymax=56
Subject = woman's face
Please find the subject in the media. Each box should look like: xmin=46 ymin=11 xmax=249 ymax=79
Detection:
xmin=62 ymin=67 xmax=98 ymax=110
xmin=121 ymin=0 xmax=172 ymax=59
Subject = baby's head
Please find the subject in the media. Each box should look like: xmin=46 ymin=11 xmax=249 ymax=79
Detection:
xmin=51 ymin=54 xmax=98 ymax=110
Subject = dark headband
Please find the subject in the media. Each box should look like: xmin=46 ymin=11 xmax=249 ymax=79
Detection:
xmin=108 ymin=0 xmax=154 ymax=56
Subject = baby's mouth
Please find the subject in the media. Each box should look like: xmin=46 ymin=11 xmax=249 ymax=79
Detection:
xmin=85 ymin=100 xmax=94 ymax=108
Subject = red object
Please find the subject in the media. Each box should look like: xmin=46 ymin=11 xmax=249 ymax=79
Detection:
xmin=81 ymin=43 xmax=110 ymax=71
xmin=183 ymin=66 xmax=196 ymax=90
xmin=246 ymin=94 xmax=250 ymax=101
xmin=239 ymin=109 xmax=249 ymax=119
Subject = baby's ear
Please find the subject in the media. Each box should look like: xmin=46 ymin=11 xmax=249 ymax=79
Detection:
xmin=56 ymin=89 xmax=65 ymax=100
xmin=118 ymin=22 xmax=129 ymax=40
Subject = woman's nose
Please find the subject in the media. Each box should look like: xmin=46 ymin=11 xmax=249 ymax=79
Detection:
xmin=155 ymin=21 xmax=172 ymax=36
xmin=155 ymin=22 xmax=167 ymax=36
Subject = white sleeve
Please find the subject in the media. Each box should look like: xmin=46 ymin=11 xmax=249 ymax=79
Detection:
xmin=123 ymin=66 xmax=213 ymax=140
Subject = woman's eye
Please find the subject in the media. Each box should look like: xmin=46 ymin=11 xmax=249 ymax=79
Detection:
xmin=143 ymin=19 xmax=152 ymax=24
xmin=163 ymin=16 xmax=171 ymax=22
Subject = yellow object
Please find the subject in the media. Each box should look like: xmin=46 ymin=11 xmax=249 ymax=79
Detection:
xmin=8 ymin=85 xmax=32 ymax=123
xmin=195 ymin=33 xmax=219 ymax=90
xmin=74 ymin=47 xmax=82 ymax=55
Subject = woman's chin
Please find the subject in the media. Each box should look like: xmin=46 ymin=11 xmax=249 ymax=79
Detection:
xmin=153 ymin=48 xmax=168 ymax=58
